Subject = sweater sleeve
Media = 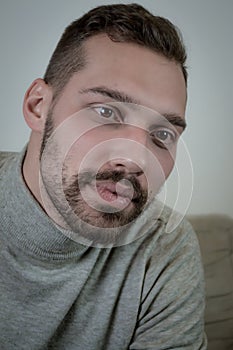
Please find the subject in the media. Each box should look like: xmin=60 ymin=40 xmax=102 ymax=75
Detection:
xmin=129 ymin=219 xmax=207 ymax=350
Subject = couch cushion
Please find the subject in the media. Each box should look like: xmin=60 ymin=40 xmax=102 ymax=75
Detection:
xmin=188 ymin=214 xmax=233 ymax=350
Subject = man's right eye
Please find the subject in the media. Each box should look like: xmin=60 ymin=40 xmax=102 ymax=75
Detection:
xmin=93 ymin=105 xmax=123 ymax=123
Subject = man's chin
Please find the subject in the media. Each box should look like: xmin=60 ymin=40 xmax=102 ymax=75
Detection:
xmin=66 ymin=207 xmax=146 ymax=247
xmin=71 ymin=202 xmax=140 ymax=229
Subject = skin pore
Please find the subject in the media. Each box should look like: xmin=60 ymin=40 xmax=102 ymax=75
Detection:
xmin=22 ymin=34 xmax=187 ymax=232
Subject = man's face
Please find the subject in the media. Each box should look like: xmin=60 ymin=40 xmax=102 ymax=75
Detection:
xmin=40 ymin=34 xmax=187 ymax=233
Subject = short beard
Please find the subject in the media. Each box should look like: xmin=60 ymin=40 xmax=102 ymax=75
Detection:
xmin=63 ymin=170 xmax=148 ymax=229
xmin=40 ymin=109 xmax=54 ymax=160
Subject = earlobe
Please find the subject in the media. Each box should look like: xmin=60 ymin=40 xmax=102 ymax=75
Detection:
xmin=23 ymin=78 xmax=53 ymax=132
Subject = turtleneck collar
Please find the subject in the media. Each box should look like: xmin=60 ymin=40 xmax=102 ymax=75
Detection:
xmin=0 ymin=149 xmax=91 ymax=260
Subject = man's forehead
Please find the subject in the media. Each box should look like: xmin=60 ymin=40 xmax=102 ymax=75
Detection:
xmin=52 ymin=34 xmax=187 ymax=127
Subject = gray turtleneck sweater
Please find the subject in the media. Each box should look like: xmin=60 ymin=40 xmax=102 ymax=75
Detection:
xmin=0 ymin=151 xmax=207 ymax=349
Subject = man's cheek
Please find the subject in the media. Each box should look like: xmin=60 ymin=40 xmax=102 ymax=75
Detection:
xmin=160 ymin=157 xmax=175 ymax=180
xmin=155 ymin=147 xmax=176 ymax=176
xmin=62 ymin=139 xmax=98 ymax=181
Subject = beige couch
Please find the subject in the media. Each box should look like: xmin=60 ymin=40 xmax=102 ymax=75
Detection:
xmin=188 ymin=214 xmax=233 ymax=350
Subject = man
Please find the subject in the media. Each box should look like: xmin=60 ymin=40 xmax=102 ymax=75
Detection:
xmin=0 ymin=3 xmax=207 ymax=349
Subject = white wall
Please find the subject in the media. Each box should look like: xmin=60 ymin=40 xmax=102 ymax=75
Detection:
xmin=0 ymin=0 xmax=232 ymax=218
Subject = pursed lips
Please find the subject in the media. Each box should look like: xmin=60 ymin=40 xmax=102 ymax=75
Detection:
xmin=96 ymin=181 xmax=135 ymax=203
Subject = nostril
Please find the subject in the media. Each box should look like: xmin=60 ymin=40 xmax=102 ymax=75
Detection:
xmin=134 ymin=170 xmax=143 ymax=177
xmin=107 ymin=158 xmax=145 ymax=176
xmin=114 ymin=166 xmax=143 ymax=177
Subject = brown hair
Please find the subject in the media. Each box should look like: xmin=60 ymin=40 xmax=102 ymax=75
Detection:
xmin=44 ymin=3 xmax=187 ymax=97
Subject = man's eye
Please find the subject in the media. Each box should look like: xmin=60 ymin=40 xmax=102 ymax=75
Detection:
xmin=93 ymin=105 xmax=122 ymax=122
xmin=150 ymin=128 xmax=177 ymax=149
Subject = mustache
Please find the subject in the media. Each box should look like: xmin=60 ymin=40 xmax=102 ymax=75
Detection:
xmin=69 ymin=170 xmax=147 ymax=202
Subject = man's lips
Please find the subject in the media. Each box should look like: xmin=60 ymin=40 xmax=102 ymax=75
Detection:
xmin=96 ymin=181 xmax=134 ymax=203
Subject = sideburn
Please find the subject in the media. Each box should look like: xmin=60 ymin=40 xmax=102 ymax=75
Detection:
xmin=40 ymin=110 xmax=54 ymax=160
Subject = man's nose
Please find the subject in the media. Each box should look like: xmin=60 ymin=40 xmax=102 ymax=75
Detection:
xmin=107 ymin=158 xmax=144 ymax=176
xmin=104 ymin=125 xmax=150 ymax=175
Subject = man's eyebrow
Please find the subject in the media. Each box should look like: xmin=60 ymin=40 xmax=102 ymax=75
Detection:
xmin=80 ymin=86 xmax=187 ymax=130
xmin=162 ymin=113 xmax=187 ymax=130
xmin=79 ymin=86 xmax=140 ymax=104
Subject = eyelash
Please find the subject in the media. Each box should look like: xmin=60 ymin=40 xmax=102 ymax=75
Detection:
xmin=92 ymin=104 xmax=123 ymax=123
xmin=150 ymin=129 xmax=177 ymax=149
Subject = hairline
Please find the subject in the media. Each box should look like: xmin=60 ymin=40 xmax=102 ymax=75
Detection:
xmin=48 ymin=33 xmax=187 ymax=103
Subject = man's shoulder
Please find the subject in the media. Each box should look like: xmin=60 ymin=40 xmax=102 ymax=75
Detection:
xmin=144 ymin=201 xmax=199 ymax=257
xmin=0 ymin=151 xmax=19 ymax=172
xmin=157 ymin=203 xmax=194 ymax=235
xmin=154 ymin=204 xmax=201 ymax=265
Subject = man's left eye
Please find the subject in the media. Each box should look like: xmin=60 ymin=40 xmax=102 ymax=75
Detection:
xmin=150 ymin=128 xmax=177 ymax=148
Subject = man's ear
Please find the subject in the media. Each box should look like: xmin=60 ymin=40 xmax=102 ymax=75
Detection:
xmin=23 ymin=78 xmax=53 ymax=132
